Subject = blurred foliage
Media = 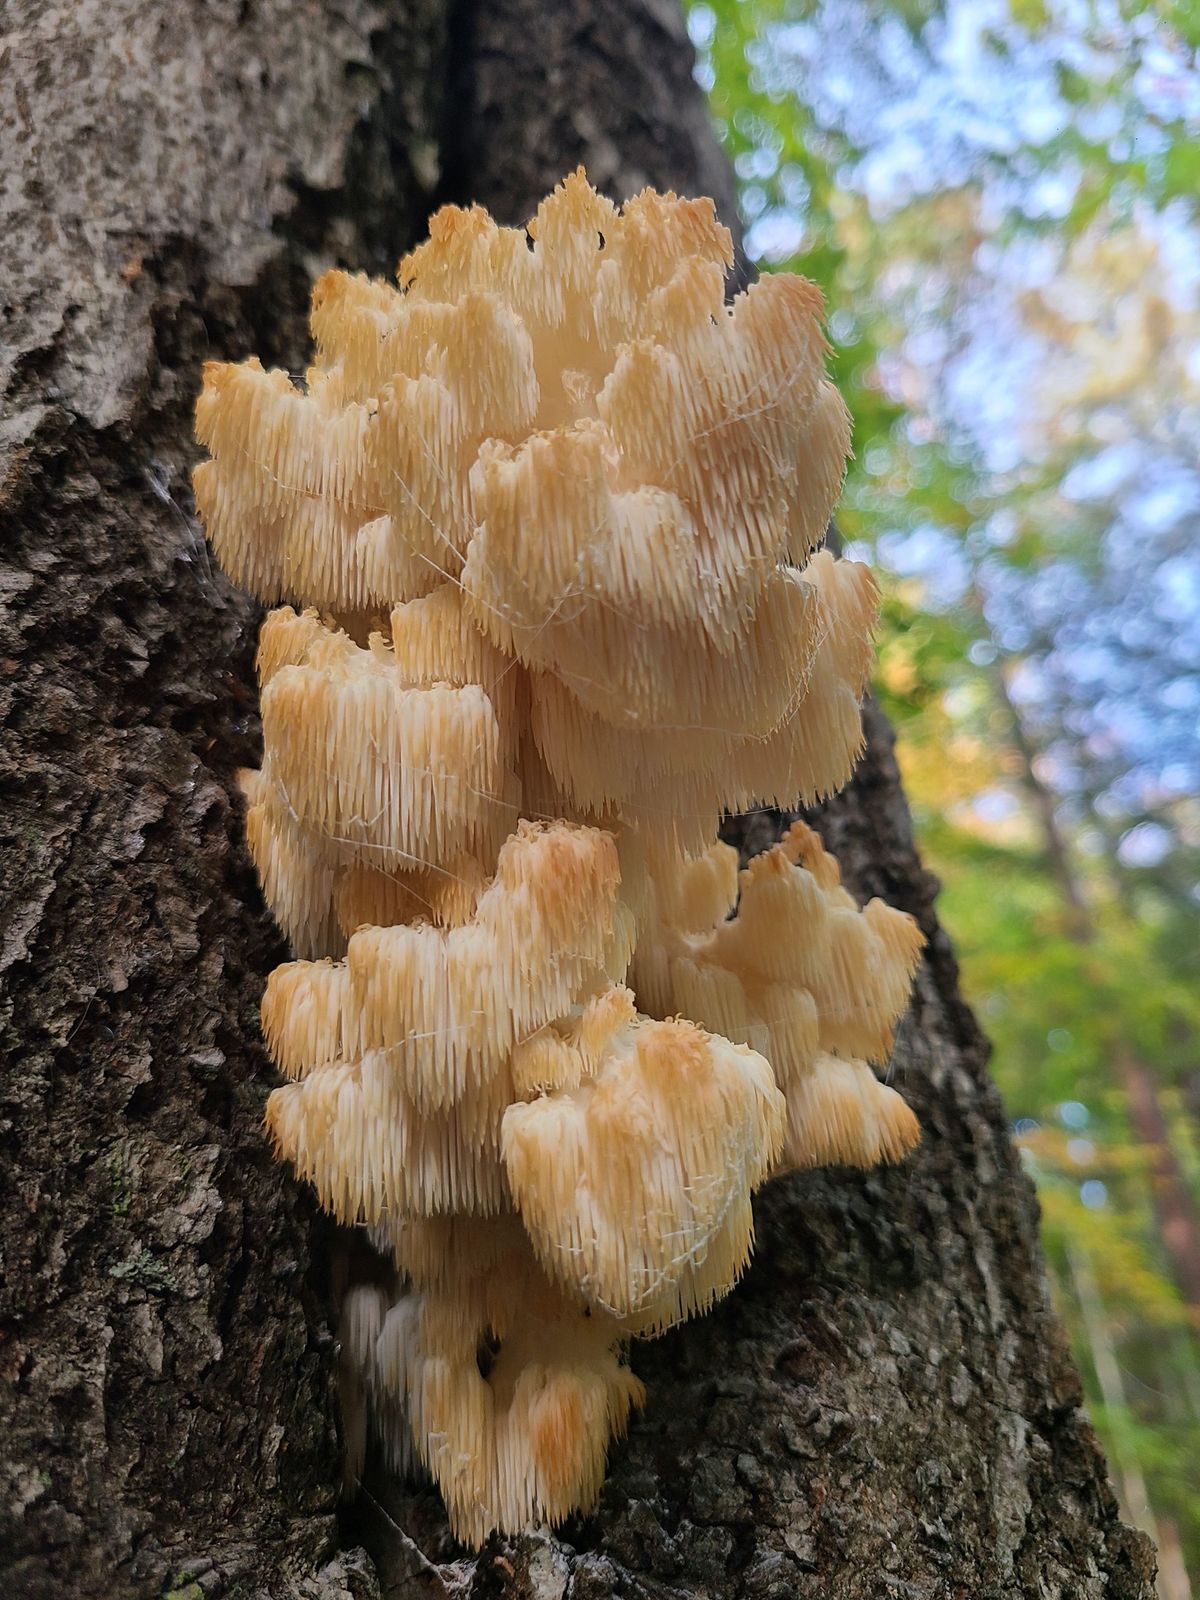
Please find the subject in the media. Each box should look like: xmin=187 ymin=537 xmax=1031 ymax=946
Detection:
xmin=691 ymin=0 xmax=1200 ymax=1587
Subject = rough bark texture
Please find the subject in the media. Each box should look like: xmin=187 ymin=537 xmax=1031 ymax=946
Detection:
xmin=0 ymin=4 xmax=1157 ymax=1599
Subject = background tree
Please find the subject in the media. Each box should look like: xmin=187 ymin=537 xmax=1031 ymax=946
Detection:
xmin=688 ymin=0 xmax=1200 ymax=1589
xmin=0 ymin=2 xmax=1157 ymax=1597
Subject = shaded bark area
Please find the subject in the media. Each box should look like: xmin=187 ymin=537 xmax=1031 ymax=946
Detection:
xmin=0 ymin=3 xmax=1154 ymax=1600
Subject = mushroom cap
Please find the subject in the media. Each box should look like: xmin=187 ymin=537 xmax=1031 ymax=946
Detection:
xmin=262 ymin=820 xmax=633 ymax=1091
xmin=349 ymin=1212 xmax=646 ymax=1546
xmin=524 ymin=553 xmax=878 ymax=854
xmin=194 ymin=359 xmax=439 ymax=611
xmin=779 ymin=1052 xmax=921 ymax=1173
xmin=503 ymin=1000 xmax=784 ymax=1329
xmin=264 ymin=1047 xmax=514 ymax=1222
xmin=632 ymin=821 xmax=924 ymax=1176
xmin=637 ymin=820 xmax=924 ymax=1063
xmin=369 ymin=1269 xmax=644 ymax=1548
xmin=260 ymin=822 xmax=637 ymax=1220
xmin=239 ymin=766 xmax=341 ymax=962
xmin=258 ymin=628 xmax=516 ymax=878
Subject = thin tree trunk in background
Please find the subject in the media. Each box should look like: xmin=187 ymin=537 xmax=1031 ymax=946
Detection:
xmin=1 ymin=4 xmax=1155 ymax=1598
xmin=1160 ymin=1523 xmax=1196 ymax=1600
xmin=994 ymin=662 xmax=1093 ymax=941
xmin=1120 ymin=1049 xmax=1200 ymax=1314
xmin=1183 ymin=1071 xmax=1200 ymax=1144
xmin=1065 ymin=1246 xmax=1181 ymax=1600
xmin=996 ymin=664 xmax=1200 ymax=1322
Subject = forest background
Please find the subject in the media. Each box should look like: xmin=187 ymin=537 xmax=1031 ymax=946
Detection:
xmin=688 ymin=0 xmax=1200 ymax=1591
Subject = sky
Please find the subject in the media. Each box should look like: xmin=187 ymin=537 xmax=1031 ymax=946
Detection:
xmin=690 ymin=0 xmax=1200 ymax=841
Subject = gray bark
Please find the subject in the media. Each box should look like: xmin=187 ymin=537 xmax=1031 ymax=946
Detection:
xmin=0 ymin=3 xmax=1156 ymax=1598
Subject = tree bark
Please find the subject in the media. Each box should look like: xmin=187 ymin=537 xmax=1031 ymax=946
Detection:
xmin=0 ymin=3 xmax=1156 ymax=1598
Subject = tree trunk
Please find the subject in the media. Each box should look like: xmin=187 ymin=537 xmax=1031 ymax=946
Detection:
xmin=1064 ymin=1246 xmax=1163 ymax=1569
xmin=0 ymin=3 xmax=1156 ymax=1598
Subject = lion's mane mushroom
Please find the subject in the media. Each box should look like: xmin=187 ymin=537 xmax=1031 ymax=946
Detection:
xmin=193 ymin=170 xmax=924 ymax=1546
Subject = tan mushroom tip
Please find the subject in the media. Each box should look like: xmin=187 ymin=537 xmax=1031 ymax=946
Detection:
xmin=193 ymin=171 xmax=923 ymax=1548
xmin=782 ymin=1053 xmax=921 ymax=1172
xmin=503 ymin=1003 xmax=785 ymax=1330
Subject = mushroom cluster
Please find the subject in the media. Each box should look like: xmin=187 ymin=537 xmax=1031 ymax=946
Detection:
xmin=194 ymin=171 xmax=923 ymax=1546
